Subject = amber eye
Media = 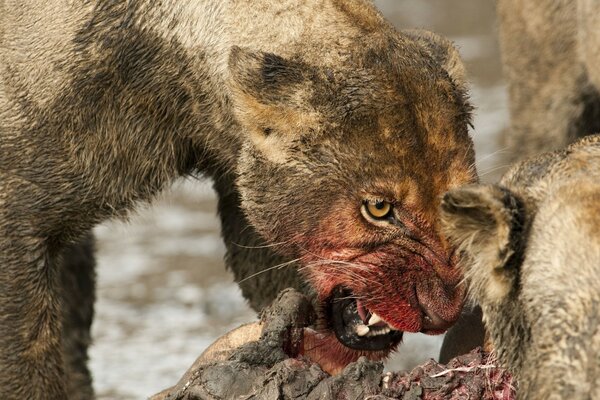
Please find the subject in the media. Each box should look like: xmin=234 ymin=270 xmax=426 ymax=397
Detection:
xmin=363 ymin=200 xmax=393 ymax=220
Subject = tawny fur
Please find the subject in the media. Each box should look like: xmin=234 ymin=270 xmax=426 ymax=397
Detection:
xmin=497 ymin=0 xmax=600 ymax=160
xmin=441 ymin=135 xmax=600 ymax=400
xmin=1 ymin=1 xmax=476 ymax=398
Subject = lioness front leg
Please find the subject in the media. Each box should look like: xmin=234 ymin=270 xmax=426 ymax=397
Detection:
xmin=59 ymin=235 xmax=96 ymax=400
xmin=0 ymin=242 xmax=66 ymax=398
xmin=0 ymin=175 xmax=70 ymax=399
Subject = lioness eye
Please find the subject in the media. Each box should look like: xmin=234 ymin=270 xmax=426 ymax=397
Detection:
xmin=363 ymin=200 xmax=392 ymax=220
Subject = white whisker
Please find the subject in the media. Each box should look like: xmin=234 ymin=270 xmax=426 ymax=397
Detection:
xmin=231 ymin=239 xmax=292 ymax=250
xmin=237 ymin=257 xmax=302 ymax=284
xmin=478 ymin=163 xmax=513 ymax=178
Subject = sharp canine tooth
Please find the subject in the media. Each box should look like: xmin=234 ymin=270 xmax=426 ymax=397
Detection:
xmin=368 ymin=313 xmax=383 ymax=326
xmin=356 ymin=324 xmax=370 ymax=336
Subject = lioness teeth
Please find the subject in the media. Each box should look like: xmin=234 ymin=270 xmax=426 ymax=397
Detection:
xmin=368 ymin=312 xmax=383 ymax=326
xmin=355 ymin=322 xmax=393 ymax=337
xmin=367 ymin=326 xmax=391 ymax=337
xmin=356 ymin=324 xmax=370 ymax=337
xmin=356 ymin=310 xmax=399 ymax=337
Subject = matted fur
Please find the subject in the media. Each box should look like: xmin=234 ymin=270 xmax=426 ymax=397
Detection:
xmin=498 ymin=0 xmax=600 ymax=160
xmin=442 ymin=135 xmax=600 ymax=399
xmin=1 ymin=1 xmax=475 ymax=398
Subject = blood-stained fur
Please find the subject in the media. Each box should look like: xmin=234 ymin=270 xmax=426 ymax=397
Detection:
xmin=441 ymin=135 xmax=600 ymax=399
xmin=1 ymin=1 xmax=475 ymax=398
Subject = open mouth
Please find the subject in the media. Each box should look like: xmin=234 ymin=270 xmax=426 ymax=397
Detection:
xmin=326 ymin=286 xmax=403 ymax=351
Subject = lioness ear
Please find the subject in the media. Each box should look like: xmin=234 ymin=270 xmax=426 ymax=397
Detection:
xmin=227 ymin=47 xmax=320 ymax=160
xmin=403 ymin=29 xmax=467 ymax=92
xmin=440 ymin=185 xmax=526 ymax=301
xmin=440 ymin=185 xmax=525 ymax=268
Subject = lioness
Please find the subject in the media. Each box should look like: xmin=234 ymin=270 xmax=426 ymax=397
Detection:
xmin=1 ymin=1 xmax=475 ymax=398
xmin=441 ymin=135 xmax=600 ymax=399
xmin=498 ymin=0 xmax=600 ymax=160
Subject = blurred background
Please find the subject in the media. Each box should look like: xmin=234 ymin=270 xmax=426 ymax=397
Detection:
xmin=90 ymin=1 xmax=510 ymax=398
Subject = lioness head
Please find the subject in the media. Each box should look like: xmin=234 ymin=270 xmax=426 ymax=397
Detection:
xmin=227 ymin=30 xmax=476 ymax=371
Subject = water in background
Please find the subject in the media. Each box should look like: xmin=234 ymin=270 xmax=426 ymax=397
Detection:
xmin=90 ymin=1 xmax=509 ymax=398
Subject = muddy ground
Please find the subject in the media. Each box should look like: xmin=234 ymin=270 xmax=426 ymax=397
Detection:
xmin=151 ymin=290 xmax=515 ymax=400
xmin=90 ymin=1 xmax=510 ymax=398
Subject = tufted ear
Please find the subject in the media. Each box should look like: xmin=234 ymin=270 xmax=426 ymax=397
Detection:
xmin=440 ymin=184 xmax=526 ymax=302
xmin=403 ymin=29 xmax=468 ymax=92
xmin=227 ymin=47 xmax=321 ymax=161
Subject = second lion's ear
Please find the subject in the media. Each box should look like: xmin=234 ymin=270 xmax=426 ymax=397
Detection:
xmin=227 ymin=47 xmax=320 ymax=160
xmin=440 ymin=184 xmax=526 ymax=302
xmin=440 ymin=184 xmax=524 ymax=269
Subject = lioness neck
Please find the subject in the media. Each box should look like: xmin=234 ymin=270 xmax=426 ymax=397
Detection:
xmin=132 ymin=0 xmax=393 ymax=165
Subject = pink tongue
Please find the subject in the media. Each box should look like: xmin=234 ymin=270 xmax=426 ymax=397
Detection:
xmin=356 ymin=300 xmax=369 ymax=323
